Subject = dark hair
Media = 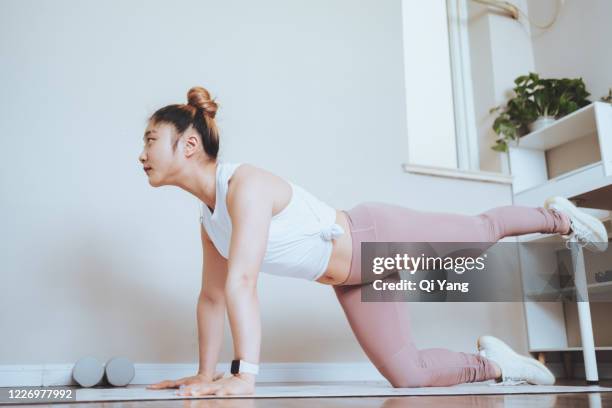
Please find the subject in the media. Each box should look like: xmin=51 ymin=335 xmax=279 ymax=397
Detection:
xmin=149 ymin=86 xmax=220 ymax=159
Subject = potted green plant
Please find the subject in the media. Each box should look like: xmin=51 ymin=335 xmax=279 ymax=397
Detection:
xmin=490 ymin=72 xmax=591 ymax=152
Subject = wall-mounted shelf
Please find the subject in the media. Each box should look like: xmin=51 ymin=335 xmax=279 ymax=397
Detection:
xmin=509 ymin=102 xmax=612 ymax=196
xmin=518 ymin=102 xmax=601 ymax=150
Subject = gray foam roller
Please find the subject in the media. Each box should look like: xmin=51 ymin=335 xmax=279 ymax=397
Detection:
xmin=72 ymin=356 xmax=105 ymax=388
xmin=104 ymin=357 xmax=135 ymax=387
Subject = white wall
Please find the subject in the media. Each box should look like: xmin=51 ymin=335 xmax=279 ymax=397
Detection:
xmin=0 ymin=0 xmax=524 ymax=369
xmin=528 ymin=0 xmax=612 ymax=101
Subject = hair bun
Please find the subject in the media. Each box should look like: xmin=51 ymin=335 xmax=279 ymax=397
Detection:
xmin=187 ymin=86 xmax=218 ymax=119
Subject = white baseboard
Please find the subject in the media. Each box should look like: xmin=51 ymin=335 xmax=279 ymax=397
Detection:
xmin=0 ymin=362 xmax=387 ymax=387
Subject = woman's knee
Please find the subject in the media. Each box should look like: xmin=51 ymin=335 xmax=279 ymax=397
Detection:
xmin=379 ymin=358 xmax=434 ymax=388
xmin=386 ymin=370 xmax=432 ymax=388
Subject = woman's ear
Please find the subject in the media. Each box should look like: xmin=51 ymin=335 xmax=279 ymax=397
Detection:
xmin=183 ymin=129 xmax=201 ymax=157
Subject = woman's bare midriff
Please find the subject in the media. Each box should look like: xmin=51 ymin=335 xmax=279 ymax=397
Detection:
xmin=315 ymin=210 xmax=353 ymax=286
xmin=256 ymin=166 xmax=353 ymax=286
xmin=229 ymin=166 xmax=353 ymax=285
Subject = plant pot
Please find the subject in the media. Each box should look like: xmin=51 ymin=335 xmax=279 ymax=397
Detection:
xmin=529 ymin=116 xmax=556 ymax=133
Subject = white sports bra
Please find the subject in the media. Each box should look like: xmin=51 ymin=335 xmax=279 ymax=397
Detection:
xmin=199 ymin=161 xmax=345 ymax=281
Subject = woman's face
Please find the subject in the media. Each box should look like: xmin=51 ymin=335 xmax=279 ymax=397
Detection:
xmin=139 ymin=121 xmax=181 ymax=187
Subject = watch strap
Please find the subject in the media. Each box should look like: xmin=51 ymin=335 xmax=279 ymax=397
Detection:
xmin=230 ymin=359 xmax=259 ymax=375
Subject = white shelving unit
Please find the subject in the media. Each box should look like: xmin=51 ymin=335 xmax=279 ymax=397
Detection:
xmin=508 ymin=102 xmax=612 ymax=383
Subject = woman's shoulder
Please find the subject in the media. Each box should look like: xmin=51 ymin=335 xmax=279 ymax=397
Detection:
xmin=226 ymin=162 xmax=293 ymax=215
xmin=228 ymin=162 xmax=267 ymax=187
xmin=229 ymin=162 xmax=288 ymax=189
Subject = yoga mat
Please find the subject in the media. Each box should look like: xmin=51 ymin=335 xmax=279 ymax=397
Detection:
xmin=70 ymin=382 xmax=612 ymax=403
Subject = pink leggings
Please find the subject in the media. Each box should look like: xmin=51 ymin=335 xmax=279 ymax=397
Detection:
xmin=333 ymin=201 xmax=570 ymax=388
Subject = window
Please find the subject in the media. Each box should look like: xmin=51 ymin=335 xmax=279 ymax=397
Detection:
xmin=400 ymin=0 xmax=511 ymax=184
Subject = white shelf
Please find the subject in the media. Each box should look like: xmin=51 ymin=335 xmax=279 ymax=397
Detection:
xmin=516 ymin=161 xmax=603 ymax=196
xmin=518 ymin=103 xmax=598 ymax=150
xmin=513 ymin=161 xmax=612 ymax=210
xmin=509 ymin=101 xmax=612 ymax=195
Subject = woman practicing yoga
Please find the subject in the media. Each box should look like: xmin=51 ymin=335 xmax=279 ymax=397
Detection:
xmin=142 ymin=86 xmax=609 ymax=397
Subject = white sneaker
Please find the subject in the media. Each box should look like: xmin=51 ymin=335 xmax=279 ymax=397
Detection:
xmin=544 ymin=196 xmax=609 ymax=252
xmin=477 ymin=335 xmax=555 ymax=385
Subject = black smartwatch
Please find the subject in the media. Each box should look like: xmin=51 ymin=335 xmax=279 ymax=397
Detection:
xmin=230 ymin=359 xmax=260 ymax=375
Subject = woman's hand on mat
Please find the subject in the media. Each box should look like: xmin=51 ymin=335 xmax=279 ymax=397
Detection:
xmin=146 ymin=371 xmax=224 ymax=390
xmin=174 ymin=373 xmax=256 ymax=397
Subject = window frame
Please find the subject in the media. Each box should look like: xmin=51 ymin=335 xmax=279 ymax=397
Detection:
xmin=400 ymin=0 xmax=511 ymax=184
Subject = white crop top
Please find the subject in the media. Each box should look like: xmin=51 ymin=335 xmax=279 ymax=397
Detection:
xmin=199 ymin=161 xmax=345 ymax=281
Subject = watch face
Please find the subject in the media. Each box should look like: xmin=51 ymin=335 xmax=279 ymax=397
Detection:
xmin=230 ymin=359 xmax=240 ymax=374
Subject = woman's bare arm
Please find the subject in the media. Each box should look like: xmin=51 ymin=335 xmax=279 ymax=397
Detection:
xmin=146 ymin=224 xmax=227 ymax=389
xmin=197 ymin=223 xmax=229 ymax=378
xmin=224 ymin=171 xmax=273 ymax=383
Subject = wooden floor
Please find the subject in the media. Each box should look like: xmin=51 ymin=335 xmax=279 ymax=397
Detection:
xmin=4 ymin=379 xmax=612 ymax=407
